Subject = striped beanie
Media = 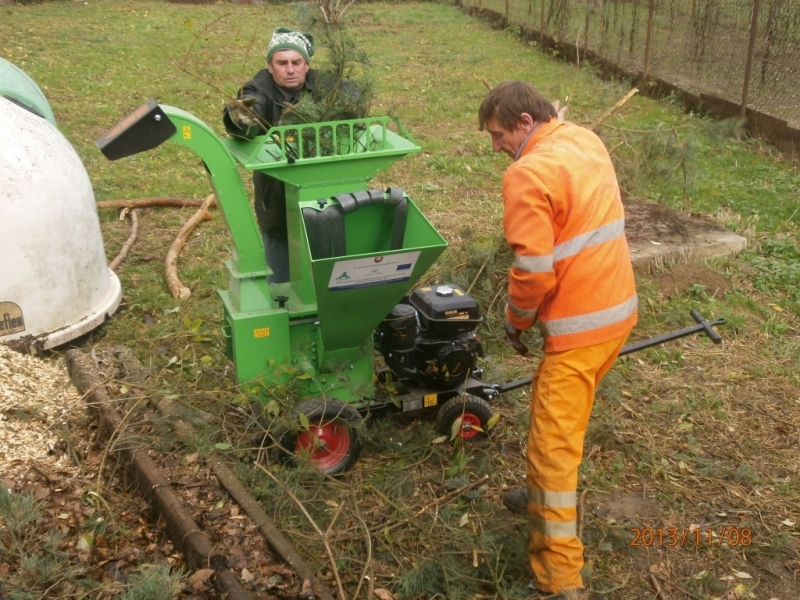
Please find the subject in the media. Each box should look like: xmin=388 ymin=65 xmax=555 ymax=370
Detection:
xmin=267 ymin=27 xmax=315 ymax=64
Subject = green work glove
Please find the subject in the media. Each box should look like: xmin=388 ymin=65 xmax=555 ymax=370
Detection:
xmin=225 ymin=96 xmax=261 ymax=130
xmin=504 ymin=318 xmax=529 ymax=356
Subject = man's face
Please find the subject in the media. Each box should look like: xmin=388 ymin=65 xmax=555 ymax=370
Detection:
xmin=485 ymin=114 xmax=534 ymax=159
xmin=268 ymin=50 xmax=309 ymax=91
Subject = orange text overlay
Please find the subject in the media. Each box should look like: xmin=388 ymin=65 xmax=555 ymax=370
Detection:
xmin=630 ymin=527 xmax=753 ymax=547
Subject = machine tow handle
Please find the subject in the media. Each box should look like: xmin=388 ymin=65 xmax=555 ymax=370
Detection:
xmin=494 ymin=309 xmax=726 ymax=395
xmin=617 ymin=309 xmax=725 ymax=356
xmin=691 ymin=308 xmax=724 ymax=344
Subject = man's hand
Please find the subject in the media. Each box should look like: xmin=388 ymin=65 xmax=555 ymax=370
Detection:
xmin=504 ymin=319 xmax=529 ymax=356
xmin=225 ymin=97 xmax=260 ymax=130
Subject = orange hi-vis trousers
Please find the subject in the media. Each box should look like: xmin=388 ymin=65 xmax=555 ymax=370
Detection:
xmin=526 ymin=334 xmax=630 ymax=593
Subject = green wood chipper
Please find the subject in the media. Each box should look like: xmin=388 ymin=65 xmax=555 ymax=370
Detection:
xmin=97 ymin=100 xmax=725 ymax=475
xmin=98 ymin=100 xmax=501 ymax=474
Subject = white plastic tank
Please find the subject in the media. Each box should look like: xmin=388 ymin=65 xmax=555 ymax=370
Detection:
xmin=0 ymin=66 xmax=121 ymax=351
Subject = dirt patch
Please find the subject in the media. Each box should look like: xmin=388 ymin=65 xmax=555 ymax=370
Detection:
xmin=649 ymin=262 xmax=732 ymax=300
xmin=625 ymin=202 xmax=729 ymax=246
xmin=624 ymin=200 xmax=747 ymax=274
xmin=589 ymin=491 xmax=662 ymax=525
xmin=623 ymin=200 xmax=738 ymax=298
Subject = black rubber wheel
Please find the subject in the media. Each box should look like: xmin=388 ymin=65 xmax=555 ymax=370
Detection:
xmin=434 ymin=395 xmax=494 ymax=441
xmin=280 ymin=397 xmax=364 ymax=475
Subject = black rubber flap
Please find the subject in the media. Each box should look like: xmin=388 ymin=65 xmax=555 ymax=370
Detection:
xmin=97 ymin=98 xmax=176 ymax=160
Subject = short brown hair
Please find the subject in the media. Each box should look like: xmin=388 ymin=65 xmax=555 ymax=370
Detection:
xmin=478 ymin=80 xmax=557 ymax=131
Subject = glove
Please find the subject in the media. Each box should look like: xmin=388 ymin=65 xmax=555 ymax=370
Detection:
xmin=504 ymin=319 xmax=529 ymax=356
xmin=225 ymin=96 xmax=261 ymax=130
xmin=552 ymin=99 xmax=568 ymax=122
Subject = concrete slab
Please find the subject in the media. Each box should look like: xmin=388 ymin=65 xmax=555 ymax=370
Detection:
xmin=624 ymin=201 xmax=747 ymax=274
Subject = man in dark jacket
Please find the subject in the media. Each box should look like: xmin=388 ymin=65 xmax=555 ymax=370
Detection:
xmin=223 ymin=27 xmax=318 ymax=283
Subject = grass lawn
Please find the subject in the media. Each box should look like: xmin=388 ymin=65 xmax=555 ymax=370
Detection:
xmin=2 ymin=1 xmax=800 ymax=599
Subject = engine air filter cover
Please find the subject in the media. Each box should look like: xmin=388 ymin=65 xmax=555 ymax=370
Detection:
xmin=409 ymin=284 xmax=482 ymax=335
xmin=381 ymin=304 xmax=418 ymax=350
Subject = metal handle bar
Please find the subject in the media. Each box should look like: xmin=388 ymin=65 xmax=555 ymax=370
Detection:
xmin=493 ymin=309 xmax=726 ymax=395
xmin=618 ymin=310 xmax=725 ymax=356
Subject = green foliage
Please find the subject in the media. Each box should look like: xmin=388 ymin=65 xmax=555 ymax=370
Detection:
xmin=0 ymin=485 xmax=91 ymax=599
xmin=748 ymin=238 xmax=800 ymax=306
xmin=0 ymin=485 xmax=42 ymax=550
xmin=611 ymin=124 xmax=699 ymax=202
xmin=445 ymin=448 xmax=468 ymax=478
xmin=119 ymin=564 xmax=185 ymax=600
xmin=758 ymin=237 xmax=800 ymax=260
xmin=16 ymin=552 xmax=73 ymax=592
xmin=396 ymin=554 xmax=475 ymax=599
xmin=733 ymin=461 xmax=761 ymax=486
xmin=686 ymin=283 xmax=709 ymax=301
xmin=279 ymin=4 xmax=374 ymax=127
xmin=700 ymin=117 xmax=746 ymax=142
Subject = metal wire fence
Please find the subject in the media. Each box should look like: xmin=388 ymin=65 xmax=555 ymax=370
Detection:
xmin=458 ymin=0 xmax=800 ymax=128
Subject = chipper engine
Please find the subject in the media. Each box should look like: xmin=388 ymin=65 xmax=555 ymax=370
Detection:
xmin=98 ymin=100 xmax=725 ymax=475
xmin=376 ymin=284 xmax=484 ymax=390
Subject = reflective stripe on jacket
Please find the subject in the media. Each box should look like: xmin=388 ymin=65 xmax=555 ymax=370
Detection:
xmin=503 ymin=119 xmax=637 ymax=352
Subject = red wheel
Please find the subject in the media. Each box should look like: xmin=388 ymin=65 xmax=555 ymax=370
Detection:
xmin=295 ymin=420 xmax=353 ymax=472
xmin=457 ymin=412 xmax=484 ymax=439
xmin=435 ymin=395 xmax=494 ymax=442
xmin=281 ymin=398 xmax=364 ymax=475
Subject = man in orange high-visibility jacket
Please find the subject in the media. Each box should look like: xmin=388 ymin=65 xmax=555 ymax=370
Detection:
xmin=479 ymin=81 xmax=638 ymax=598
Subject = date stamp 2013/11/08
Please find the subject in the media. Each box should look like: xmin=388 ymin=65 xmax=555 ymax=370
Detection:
xmin=630 ymin=527 xmax=753 ymax=548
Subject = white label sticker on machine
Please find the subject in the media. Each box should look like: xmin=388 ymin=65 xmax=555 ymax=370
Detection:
xmin=328 ymin=251 xmax=421 ymax=291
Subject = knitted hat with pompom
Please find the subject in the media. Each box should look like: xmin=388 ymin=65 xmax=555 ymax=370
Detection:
xmin=267 ymin=27 xmax=315 ymax=64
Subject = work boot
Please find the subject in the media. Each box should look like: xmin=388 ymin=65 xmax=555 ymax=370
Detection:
xmin=502 ymin=487 xmax=527 ymax=514
xmin=528 ymin=583 xmax=588 ymax=599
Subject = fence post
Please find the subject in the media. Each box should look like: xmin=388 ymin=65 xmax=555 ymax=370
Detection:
xmin=741 ymin=0 xmax=761 ymax=119
xmin=583 ymin=10 xmax=591 ymax=53
xmin=642 ymin=0 xmax=655 ymax=80
xmin=540 ymin=0 xmax=546 ymax=36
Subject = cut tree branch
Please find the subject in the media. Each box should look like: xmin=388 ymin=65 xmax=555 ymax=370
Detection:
xmin=376 ymin=474 xmax=490 ymax=535
xmin=155 ymin=397 xmax=336 ymax=600
xmin=109 ymin=209 xmax=138 ymax=271
xmin=165 ymin=194 xmax=216 ymax=300
xmin=591 ymin=88 xmax=639 ymax=130
xmin=97 ymin=197 xmax=206 ymax=209
xmin=255 ymin=463 xmax=348 ymax=600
